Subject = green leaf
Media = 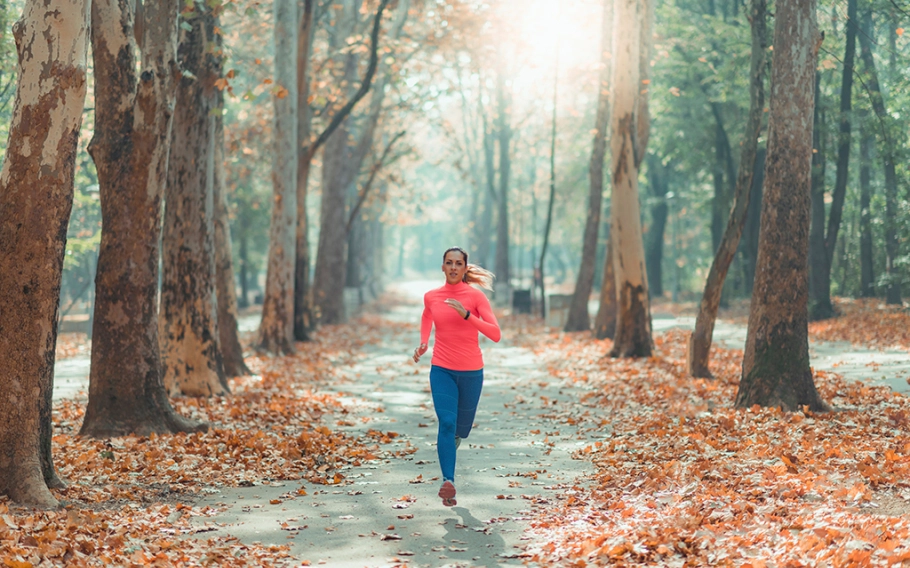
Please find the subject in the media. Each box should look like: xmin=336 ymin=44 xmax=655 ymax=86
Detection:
xmin=180 ymin=21 xmax=193 ymax=32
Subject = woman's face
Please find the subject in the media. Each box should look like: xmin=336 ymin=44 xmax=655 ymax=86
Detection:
xmin=442 ymin=251 xmax=468 ymax=285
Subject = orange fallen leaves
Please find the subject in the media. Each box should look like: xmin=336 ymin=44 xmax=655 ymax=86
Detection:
xmin=809 ymin=298 xmax=910 ymax=350
xmin=3 ymin=321 xmax=399 ymax=566
xmin=521 ymin=324 xmax=910 ymax=567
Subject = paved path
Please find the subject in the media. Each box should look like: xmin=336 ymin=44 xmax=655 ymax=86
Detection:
xmin=192 ymin=283 xmax=589 ymax=567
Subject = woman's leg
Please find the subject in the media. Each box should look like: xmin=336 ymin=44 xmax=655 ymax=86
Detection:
xmin=454 ymin=369 xmax=484 ymax=441
xmin=429 ymin=366 xmax=458 ymax=481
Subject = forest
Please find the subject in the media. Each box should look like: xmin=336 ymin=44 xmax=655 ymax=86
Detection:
xmin=1 ymin=0 xmax=910 ymax=565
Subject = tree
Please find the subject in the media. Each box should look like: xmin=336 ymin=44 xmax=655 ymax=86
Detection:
xmin=494 ymin=61 xmax=512 ymax=294
xmin=293 ymin=0 xmax=316 ymax=341
xmin=538 ymin=37 xmax=559 ymax=319
xmin=214 ymin=102 xmax=251 ymax=376
xmin=608 ymin=0 xmax=652 ymax=358
xmin=858 ymin=110 xmax=874 ymax=297
xmin=160 ymin=2 xmax=229 ymax=396
xmin=857 ymin=8 xmax=901 ymax=305
xmin=306 ymin=0 xmax=391 ymax=326
xmin=686 ymin=0 xmax=768 ymax=378
xmin=735 ymin=0 xmax=828 ymax=412
xmin=257 ymin=0 xmax=299 ymax=355
xmin=808 ymin=0 xmax=857 ymax=320
xmin=0 ymin=0 xmax=90 ymax=508
xmin=565 ymin=0 xmax=613 ymax=333
xmin=81 ymin=0 xmax=208 ymax=437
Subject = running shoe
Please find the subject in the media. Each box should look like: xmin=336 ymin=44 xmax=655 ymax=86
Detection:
xmin=438 ymin=480 xmax=456 ymax=507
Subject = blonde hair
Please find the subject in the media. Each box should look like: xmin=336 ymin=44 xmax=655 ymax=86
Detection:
xmin=443 ymin=247 xmax=495 ymax=291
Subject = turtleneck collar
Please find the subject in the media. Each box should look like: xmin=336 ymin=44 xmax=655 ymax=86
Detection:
xmin=444 ymin=280 xmax=468 ymax=289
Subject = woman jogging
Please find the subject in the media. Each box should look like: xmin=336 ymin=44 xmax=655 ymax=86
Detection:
xmin=412 ymin=246 xmax=501 ymax=507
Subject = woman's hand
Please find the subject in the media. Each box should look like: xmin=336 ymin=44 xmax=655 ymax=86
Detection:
xmin=444 ymin=298 xmax=468 ymax=318
xmin=413 ymin=343 xmax=428 ymax=363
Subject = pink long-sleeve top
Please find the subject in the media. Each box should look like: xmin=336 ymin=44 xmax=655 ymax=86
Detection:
xmin=420 ymin=281 xmax=501 ymax=371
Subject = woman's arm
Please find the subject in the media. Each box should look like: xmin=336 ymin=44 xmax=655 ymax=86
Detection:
xmin=420 ymin=293 xmax=433 ymax=345
xmin=468 ymin=292 xmax=501 ymax=342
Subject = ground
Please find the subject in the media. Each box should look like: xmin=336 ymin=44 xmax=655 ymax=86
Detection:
xmin=3 ymin=284 xmax=910 ymax=566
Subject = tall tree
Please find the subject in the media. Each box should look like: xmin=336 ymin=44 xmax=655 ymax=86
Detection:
xmin=858 ymin=9 xmax=900 ymax=305
xmin=565 ymin=0 xmax=613 ymax=332
xmin=735 ymin=0 xmax=828 ymax=411
xmin=494 ymin=62 xmax=512 ymax=294
xmin=0 ymin=0 xmax=90 ymax=508
xmin=213 ymin=105 xmax=251 ymax=376
xmin=293 ymin=0 xmax=316 ymax=341
xmin=644 ymin=154 xmax=670 ymax=297
xmin=593 ymin=235 xmax=617 ymax=339
xmin=258 ymin=0 xmax=299 ymax=355
xmin=686 ymin=0 xmax=768 ymax=378
xmin=808 ymin=0 xmax=857 ymax=320
xmin=81 ymin=0 xmax=208 ymax=437
xmin=310 ymin=0 xmax=390 ymax=325
xmin=858 ymin=111 xmax=874 ymax=297
xmin=609 ymin=0 xmax=653 ymax=358
xmin=538 ymin=36 xmax=559 ymax=319
xmin=160 ymin=2 xmax=229 ymax=396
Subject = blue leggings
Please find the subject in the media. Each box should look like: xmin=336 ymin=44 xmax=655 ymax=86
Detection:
xmin=429 ymin=365 xmax=484 ymax=482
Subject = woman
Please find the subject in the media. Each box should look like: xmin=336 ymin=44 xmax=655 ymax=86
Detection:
xmin=413 ymin=246 xmax=501 ymax=507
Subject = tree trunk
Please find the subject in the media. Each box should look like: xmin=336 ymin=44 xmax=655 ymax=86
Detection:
xmin=314 ymin=125 xmax=352 ymax=325
xmin=293 ymin=0 xmax=315 ymax=341
xmin=609 ymin=0 xmax=652 ymax=358
xmin=258 ymin=0 xmax=299 ymax=354
xmin=807 ymin=72 xmax=828 ymax=312
xmin=161 ymin=3 xmax=228 ymax=397
xmin=686 ymin=0 xmax=767 ymax=378
xmin=735 ymin=0 xmax=828 ymax=411
xmin=808 ymin=0 xmax=856 ymax=320
xmin=742 ymin=148 xmax=765 ymax=294
xmin=858 ymin=111 xmax=874 ymax=297
xmin=858 ymin=9 xmax=901 ymax=305
xmin=238 ymin=218 xmax=251 ymax=309
xmin=565 ymin=0 xmax=612 ymax=332
xmin=645 ymin=155 xmax=669 ymax=298
xmin=539 ymin=44 xmax=560 ymax=319
xmin=82 ymin=0 xmax=208 ymax=438
xmin=214 ymin=107 xmax=251 ymax=375
xmin=0 ymin=0 xmax=89 ymax=509
xmin=311 ymin=0 xmax=394 ymax=325
xmin=479 ymin=122 xmax=496 ymax=268
xmin=495 ymin=65 xmax=512 ymax=290
xmin=594 ymin=236 xmax=617 ymax=339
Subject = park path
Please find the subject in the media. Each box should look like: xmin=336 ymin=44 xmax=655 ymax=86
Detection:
xmin=190 ymin=281 xmax=592 ymax=567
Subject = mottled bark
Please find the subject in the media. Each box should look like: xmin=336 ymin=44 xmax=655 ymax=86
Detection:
xmin=736 ymin=0 xmax=828 ymax=411
xmin=160 ymin=4 xmax=228 ymax=397
xmin=565 ymin=0 xmax=612 ymax=332
xmin=82 ymin=0 xmax=208 ymax=438
xmin=214 ymin=109 xmax=250 ymax=375
xmin=609 ymin=0 xmax=652 ymax=358
xmin=687 ymin=0 xmax=767 ymax=378
xmin=258 ymin=0 xmax=299 ymax=355
xmin=0 ymin=0 xmax=89 ymax=509
xmin=858 ymin=10 xmax=900 ymax=305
